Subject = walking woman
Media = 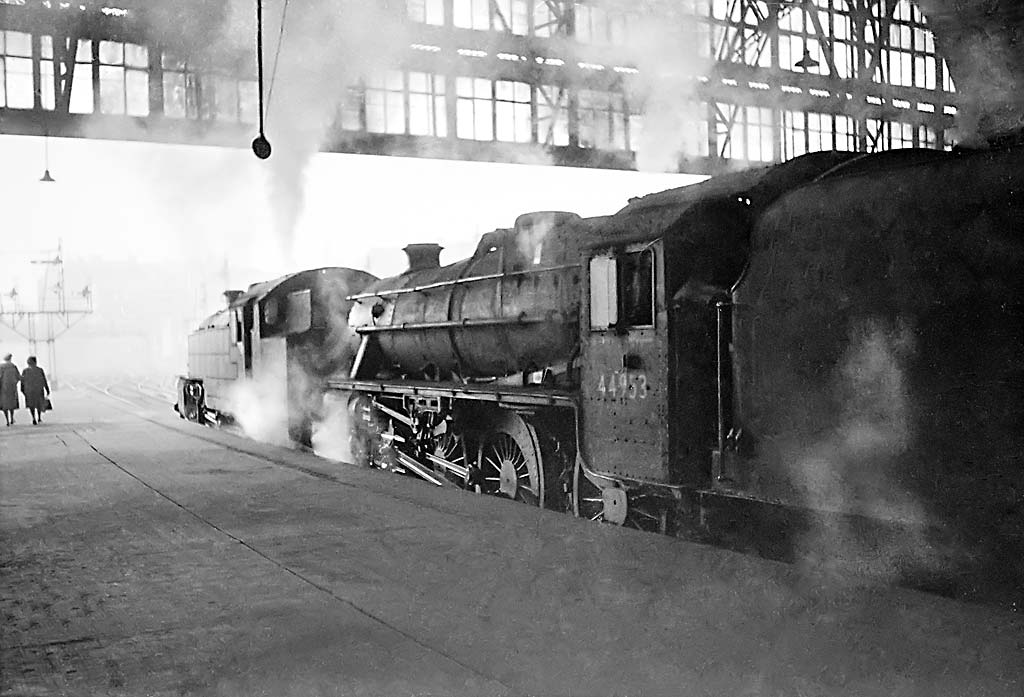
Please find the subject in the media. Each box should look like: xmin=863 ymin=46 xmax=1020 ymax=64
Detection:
xmin=21 ymin=356 xmax=50 ymax=425
xmin=0 ymin=353 xmax=19 ymax=426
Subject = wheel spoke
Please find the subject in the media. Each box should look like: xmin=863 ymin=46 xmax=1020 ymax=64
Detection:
xmin=477 ymin=418 xmax=543 ymax=507
xmin=438 ymin=438 xmax=462 ymax=461
xmin=434 ymin=431 xmax=468 ymax=486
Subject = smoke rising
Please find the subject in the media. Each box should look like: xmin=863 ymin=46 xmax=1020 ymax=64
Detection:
xmin=788 ymin=318 xmax=936 ymax=582
xmin=78 ymin=1 xmax=411 ymax=270
xmin=625 ymin=11 xmax=710 ymax=173
xmin=913 ymin=0 xmax=1024 ymax=145
xmin=219 ymin=0 xmax=411 ymax=265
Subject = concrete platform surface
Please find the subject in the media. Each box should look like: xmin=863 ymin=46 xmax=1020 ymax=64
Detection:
xmin=1 ymin=384 xmax=1022 ymax=697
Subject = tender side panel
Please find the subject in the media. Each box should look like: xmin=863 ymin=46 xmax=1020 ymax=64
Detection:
xmin=732 ymin=147 xmax=1024 ymax=528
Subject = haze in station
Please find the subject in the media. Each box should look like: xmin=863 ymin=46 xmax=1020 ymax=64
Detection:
xmin=1 ymin=3 xmax=1023 ymax=693
xmin=1 ymin=0 xmax=1020 ymax=380
xmin=0 ymin=134 xmax=701 ymax=380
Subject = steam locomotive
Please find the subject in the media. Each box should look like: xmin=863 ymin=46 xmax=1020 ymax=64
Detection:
xmin=177 ymin=144 xmax=1024 ymax=591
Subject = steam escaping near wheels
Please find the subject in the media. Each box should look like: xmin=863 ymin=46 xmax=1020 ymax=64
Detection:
xmin=226 ymin=372 xmax=291 ymax=447
xmin=312 ymin=392 xmax=353 ymax=464
xmin=175 ymin=145 xmax=1024 ymax=602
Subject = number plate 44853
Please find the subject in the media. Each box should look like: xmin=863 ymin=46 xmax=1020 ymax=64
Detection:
xmin=595 ymin=371 xmax=648 ymax=400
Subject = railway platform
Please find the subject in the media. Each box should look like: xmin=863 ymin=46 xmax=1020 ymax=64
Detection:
xmin=1 ymin=383 xmax=1022 ymax=696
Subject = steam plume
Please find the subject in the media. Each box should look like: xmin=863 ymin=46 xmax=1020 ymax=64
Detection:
xmin=228 ymin=368 xmax=291 ymax=447
xmin=221 ymin=0 xmax=410 ymax=265
xmin=789 ymin=318 xmax=935 ymax=582
xmin=914 ymin=0 xmax=1024 ymax=144
xmin=311 ymin=392 xmax=353 ymax=464
xmin=626 ymin=9 xmax=710 ymax=173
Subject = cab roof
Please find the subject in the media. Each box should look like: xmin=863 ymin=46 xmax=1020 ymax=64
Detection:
xmin=582 ymin=150 xmax=860 ymax=249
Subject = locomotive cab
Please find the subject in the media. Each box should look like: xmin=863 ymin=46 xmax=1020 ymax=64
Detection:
xmin=579 ymin=240 xmax=671 ymax=515
xmin=577 ymin=203 xmax=753 ymax=505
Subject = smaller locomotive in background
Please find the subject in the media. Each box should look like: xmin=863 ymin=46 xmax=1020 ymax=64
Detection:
xmin=178 ymin=143 xmax=1024 ymax=601
xmin=175 ymin=267 xmax=376 ymax=444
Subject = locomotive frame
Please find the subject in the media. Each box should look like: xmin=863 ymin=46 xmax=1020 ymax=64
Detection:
xmin=178 ymin=143 xmax=1024 ymax=594
xmin=330 ymin=150 xmax=872 ymax=531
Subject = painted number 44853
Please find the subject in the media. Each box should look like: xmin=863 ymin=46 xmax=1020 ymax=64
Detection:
xmin=596 ymin=371 xmax=648 ymax=400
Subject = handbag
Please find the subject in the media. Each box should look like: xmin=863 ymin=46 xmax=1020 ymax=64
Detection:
xmin=43 ymin=397 xmax=52 ymax=411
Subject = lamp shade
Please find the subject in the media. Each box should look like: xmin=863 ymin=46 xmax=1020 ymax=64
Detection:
xmin=795 ymin=50 xmax=820 ymax=70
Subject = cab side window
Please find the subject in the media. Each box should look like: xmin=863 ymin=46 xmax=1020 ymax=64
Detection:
xmin=589 ymin=256 xmax=618 ymax=330
xmin=618 ymin=249 xmax=654 ymax=327
xmin=589 ymin=248 xmax=655 ymax=330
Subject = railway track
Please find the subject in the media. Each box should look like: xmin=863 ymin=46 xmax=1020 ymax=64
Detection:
xmin=80 ymin=377 xmax=516 ymax=528
xmin=78 ymin=377 xmax=1024 ymax=612
xmin=80 ymin=378 xmax=176 ymax=412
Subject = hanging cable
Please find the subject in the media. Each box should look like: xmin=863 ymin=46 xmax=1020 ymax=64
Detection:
xmin=252 ymin=0 xmax=272 ymax=159
xmin=265 ymin=0 xmax=291 ymax=123
xmin=40 ymin=131 xmax=55 ymax=182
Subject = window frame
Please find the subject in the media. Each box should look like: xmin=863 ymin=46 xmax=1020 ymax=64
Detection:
xmin=588 ymin=245 xmax=657 ymax=332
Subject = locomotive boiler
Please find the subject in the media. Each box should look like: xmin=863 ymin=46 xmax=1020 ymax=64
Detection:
xmin=347 ymin=212 xmax=585 ymax=382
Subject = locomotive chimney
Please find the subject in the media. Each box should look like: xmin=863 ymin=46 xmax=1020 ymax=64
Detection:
xmin=223 ymin=290 xmax=243 ymax=305
xmin=403 ymin=243 xmax=443 ymax=272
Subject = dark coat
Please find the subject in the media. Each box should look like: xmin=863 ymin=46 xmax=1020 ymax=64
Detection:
xmin=0 ymin=361 xmax=19 ymax=410
xmin=21 ymin=365 xmax=49 ymax=410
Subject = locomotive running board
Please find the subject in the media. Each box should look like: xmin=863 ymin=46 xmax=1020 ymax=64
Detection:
xmin=327 ymin=378 xmax=575 ymax=408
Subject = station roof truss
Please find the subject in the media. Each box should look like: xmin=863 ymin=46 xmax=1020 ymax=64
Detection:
xmin=0 ymin=0 xmax=1020 ymax=173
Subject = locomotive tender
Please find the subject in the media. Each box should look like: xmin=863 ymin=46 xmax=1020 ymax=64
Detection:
xmin=179 ymin=144 xmax=1024 ymax=583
